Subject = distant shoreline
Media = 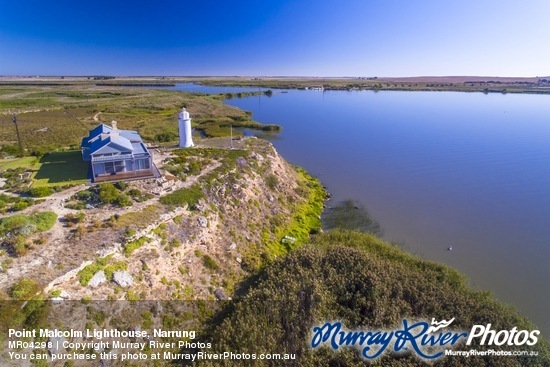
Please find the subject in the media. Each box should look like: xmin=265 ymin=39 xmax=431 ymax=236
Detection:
xmin=1 ymin=76 xmax=550 ymax=95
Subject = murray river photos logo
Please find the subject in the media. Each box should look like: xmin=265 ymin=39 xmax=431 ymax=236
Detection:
xmin=310 ymin=318 xmax=540 ymax=360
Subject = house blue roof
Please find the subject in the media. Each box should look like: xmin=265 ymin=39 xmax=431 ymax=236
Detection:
xmin=81 ymin=123 xmax=150 ymax=161
xmin=89 ymin=123 xmax=113 ymax=137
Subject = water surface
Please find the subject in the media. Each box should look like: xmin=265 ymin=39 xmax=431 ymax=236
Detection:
xmin=170 ymin=84 xmax=550 ymax=336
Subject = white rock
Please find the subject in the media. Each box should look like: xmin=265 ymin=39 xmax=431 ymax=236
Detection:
xmin=197 ymin=216 xmax=208 ymax=228
xmin=88 ymin=270 xmax=107 ymax=288
xmin=112 ymin=271 xmax=133 ymax=288
xmin=50 ymin=297 xmax=64 ymax=304
xmin=236 ymin=157 xmax=248 ymax=167
xmin=214 ymin=288 xmax=229 ymax=301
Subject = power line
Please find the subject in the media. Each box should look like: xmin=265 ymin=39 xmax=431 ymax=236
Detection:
xmin=12 ymin=114 xmax=24 ymax=157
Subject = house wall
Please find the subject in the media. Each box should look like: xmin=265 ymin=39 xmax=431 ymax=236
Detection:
xmin=92 ymin=157 xmax=151 ymax=177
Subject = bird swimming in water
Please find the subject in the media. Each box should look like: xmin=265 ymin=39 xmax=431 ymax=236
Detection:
xmin=447 ymin=245 xmax=453 ymax=251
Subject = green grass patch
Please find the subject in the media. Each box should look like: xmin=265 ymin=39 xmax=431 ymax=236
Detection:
xmin=160 ymin=185 xmax=204 ymax=207
xmin=0 ymin=151 xmax=87 ymax=189
xmin=32 ymin=151 xmax=88 ymax=186
xmin=0 ymin=156 xmax=40 ymax=171
xmin=264 ymin=166 xmax=325 ymax=256
xmin=124 ymin=236 xmax=152 ymax=257
xmin=241 ymin=166 xmax=325 ymax=272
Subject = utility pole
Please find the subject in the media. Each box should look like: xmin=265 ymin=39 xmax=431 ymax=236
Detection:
xmin=12 ymin=114 xmax=23 ymax=157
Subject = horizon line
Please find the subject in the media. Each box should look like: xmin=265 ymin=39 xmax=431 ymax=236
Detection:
xmin=1 ymin=75 xmax=549 ymax=80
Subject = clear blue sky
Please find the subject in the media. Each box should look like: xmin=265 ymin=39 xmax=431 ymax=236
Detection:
xmin=0 ymin=0 xmax=548 ymax=77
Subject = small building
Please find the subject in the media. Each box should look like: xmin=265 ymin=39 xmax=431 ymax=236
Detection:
xmin=81 ymin=121 xmax=159 ymax=183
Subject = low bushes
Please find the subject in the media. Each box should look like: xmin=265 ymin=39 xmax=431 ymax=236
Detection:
xmin=0 ymin=194 xmax=34 ymax=213
xmin=160 ymin=185 xmax=203 ymax=207
xmin=29 ymin=186 xmax=53 ymax=197
xmin=0 ymin=211 xmax=57 ymax=237
xmin=124 ymin=236 xmax=152 ymax=257
xmin=0 ymin=211 xmax=57 ymax=256
xmin=8 ymin=278 xmax=41 ymax=300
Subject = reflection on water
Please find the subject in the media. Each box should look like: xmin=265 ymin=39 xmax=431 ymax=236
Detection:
xmin=171 ymin=84 xmax=550 ymax=336
xmin=323 ymin=199 xmax=382 ymax=236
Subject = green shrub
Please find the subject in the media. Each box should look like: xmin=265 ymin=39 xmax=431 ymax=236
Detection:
xmin=12 ymin=201 xmax=30 ymax=211
xmin=98 ymin=183 xmax=119 ymax=204
xmin=114 ymin=181 xmax=127 ymax=191
xmin=160 ymin=185 xmax=203 ymax=207
xmin=126 ymin=290 xmax=140 ymax=301
xmin=127 ymin=189 xmax=142 ymax=197
xmin=124 ymin=237 xmax=151 ymax=257
xmin=65 ymin=212 xmax=86 ymax=224
xmin=187 ymin=161 xmax=202 ymax=175
xmin=115 ymin=194 xmax=132 ymax=207
xmin=75 ymin=190 xmax=93 ymax=201
xmin=29 ymin=186 xmax=53 ymax=197
xmin=202 ymin=255 xmax=219 ymax=271
xmin=9 ymin=278 xmax=40 ymax=300
xmin=65 ymin=202 xmax=86 ymax=210
xmin=77 ymin=256 xmax=128 ymax=286
xmin=265 ymin=174 xmax=278 ymax=190
xmin=50 ymin=289 xmax=62 ymax=297
xmin=154 ymin=132 xmax=173 ymax=142
xmin=104 ymin=261 xmax=128 ymax=279
xmin=96 ymin=183 xmax=133 ymax=207
xmin=1 ymin=145 xmax=21 ymax=156
xmin=31 ymin=212 xmax=58 ymax=231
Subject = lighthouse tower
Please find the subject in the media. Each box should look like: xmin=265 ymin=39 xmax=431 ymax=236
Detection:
xmin=178 ymin=107 xmax=194 ymax=148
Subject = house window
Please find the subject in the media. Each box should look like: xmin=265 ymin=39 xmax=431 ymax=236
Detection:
xmin=135 ymin=158 xmax=150 ymax=171
xmin=104 ymin=161 xmax=125 ymax=174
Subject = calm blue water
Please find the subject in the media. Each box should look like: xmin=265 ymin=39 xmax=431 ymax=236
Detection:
xmin=168 ymin=82 xmax=267 ymax=95
xmin=169 ymin=84 xmax=550 ymax=336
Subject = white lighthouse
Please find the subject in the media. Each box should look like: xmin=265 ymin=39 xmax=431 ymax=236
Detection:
xmin=178 ymin=107 xmax=194 ymax=148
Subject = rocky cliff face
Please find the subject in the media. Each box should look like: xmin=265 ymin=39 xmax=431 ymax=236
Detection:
xmin=2 ymin=137 xmax=324 ymax=303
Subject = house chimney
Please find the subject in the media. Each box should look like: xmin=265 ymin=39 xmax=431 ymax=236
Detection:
xmin=111 ymin=120 xmax=118 ymax=130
